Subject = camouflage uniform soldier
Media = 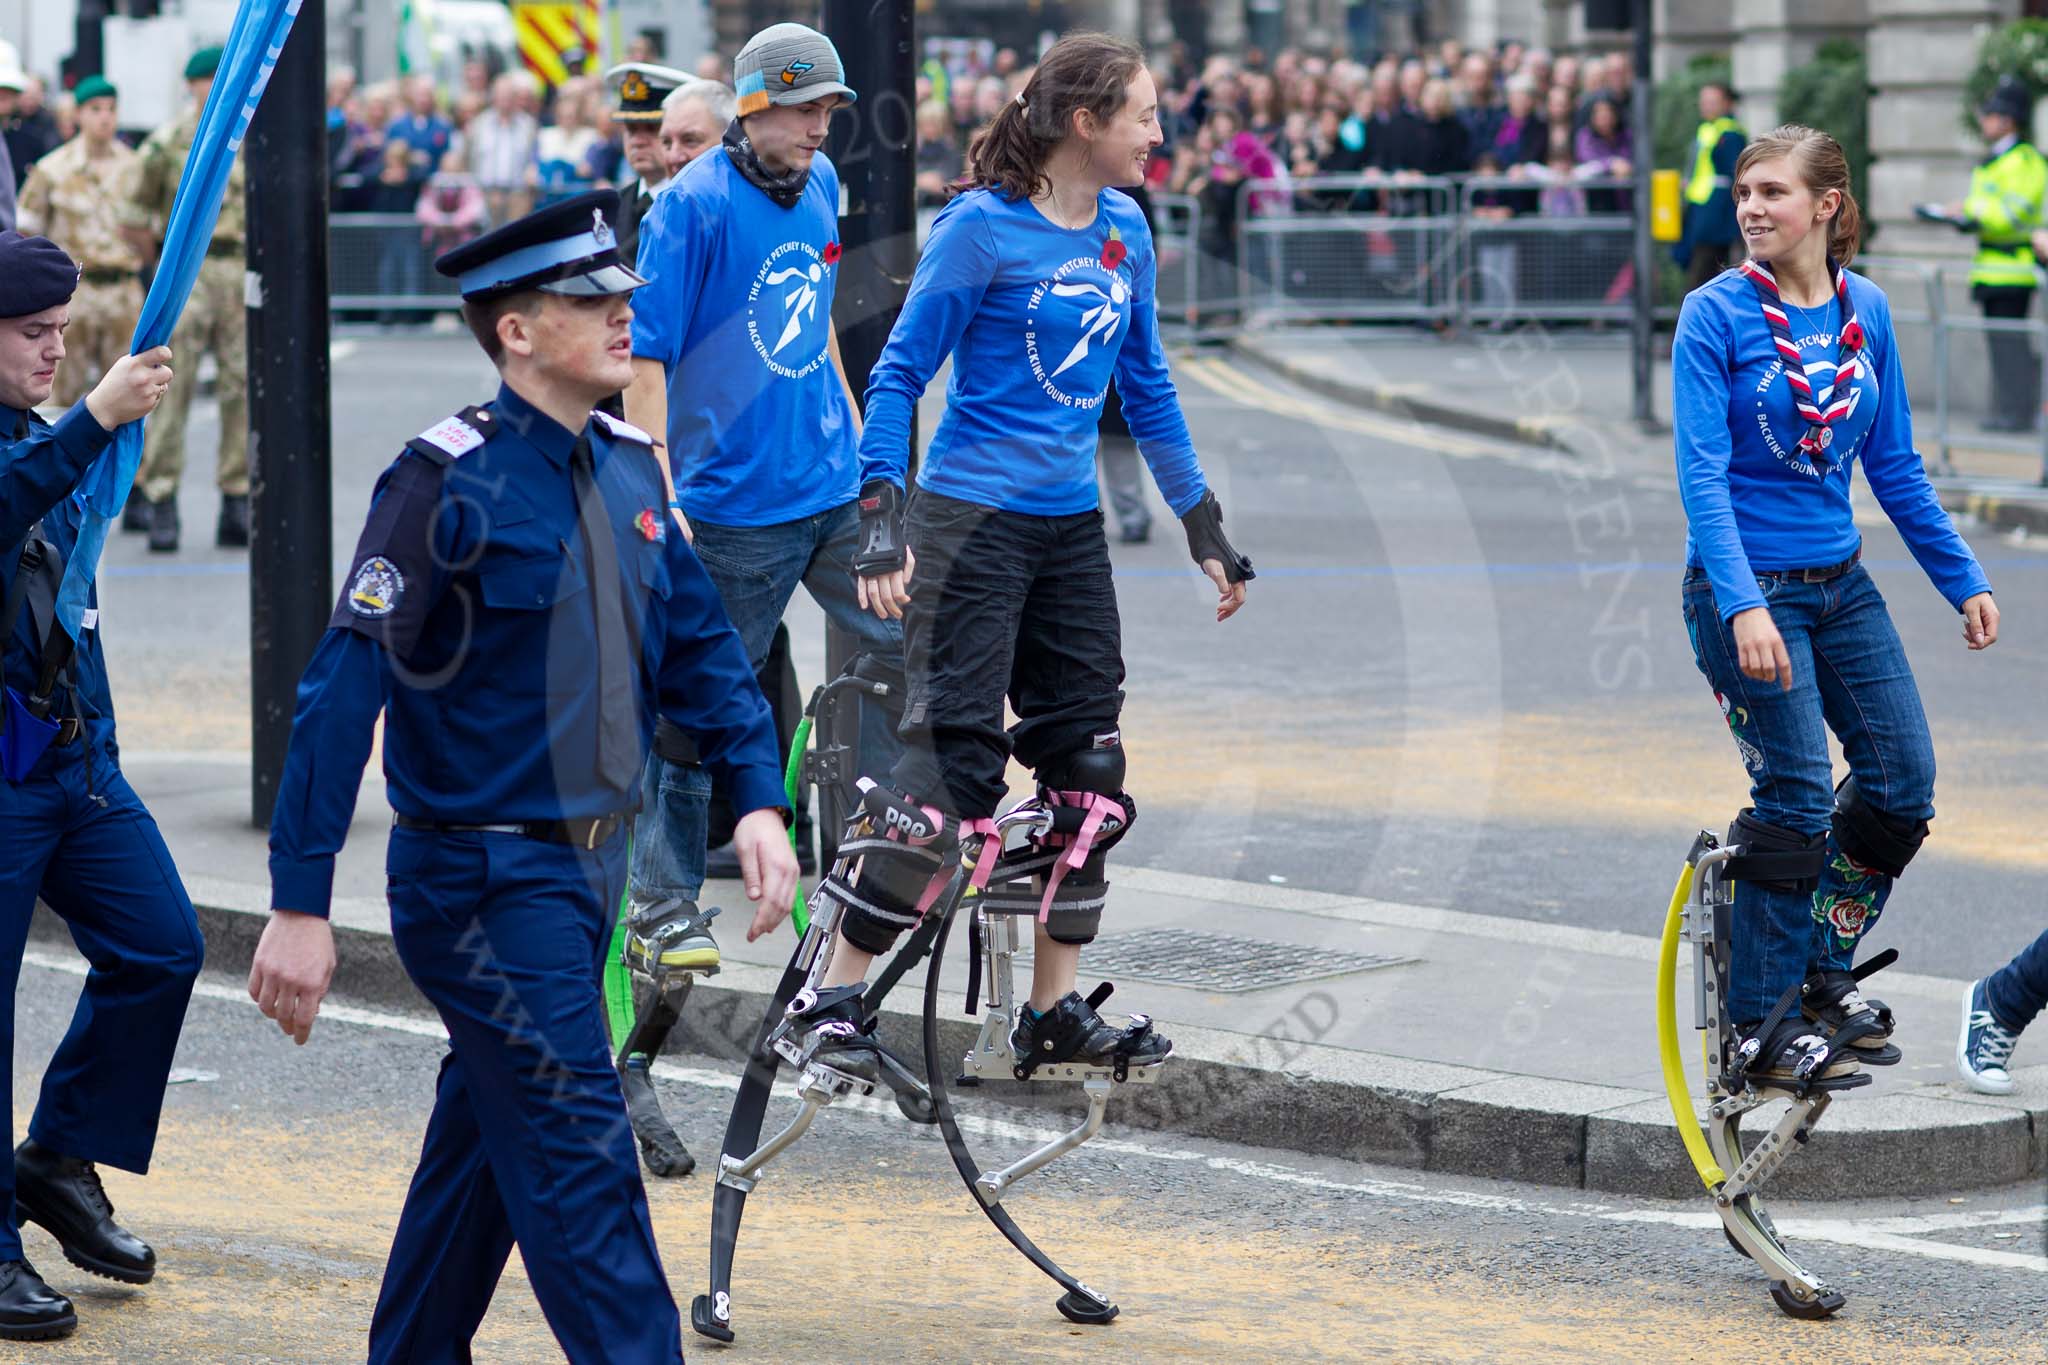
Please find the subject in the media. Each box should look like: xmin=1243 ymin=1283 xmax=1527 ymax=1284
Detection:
xmin=16 ymin=76 xmax=142 ymax=412
xmin=122 ymin=46 xmax=247 ymax=552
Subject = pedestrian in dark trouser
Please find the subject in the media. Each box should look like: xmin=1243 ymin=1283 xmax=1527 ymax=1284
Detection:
xmin=0 ymin=231 xmax=193 ymax=1343
xmin=1957 ymin=927 xmax=2047 ymax=1094
xmin=250 ymin=191 xmax=795 ymax=1365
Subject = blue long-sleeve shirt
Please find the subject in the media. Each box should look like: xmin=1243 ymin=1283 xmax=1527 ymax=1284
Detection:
xmin=1 ymin=400 xmax=119 ymax=758
xmin=1673 ymin=267 xmax=1991 ymax=622
xmin=267 ymin=383 xmax=787 ymax=917
xmin=857 ymin=187 xmax=1207 ymax=516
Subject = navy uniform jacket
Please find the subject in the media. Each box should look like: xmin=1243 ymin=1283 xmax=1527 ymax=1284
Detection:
xmin=267 ymin=382 xmax=787 ymax=917
xmin=0 ymin=400 xmax=120 ymax=758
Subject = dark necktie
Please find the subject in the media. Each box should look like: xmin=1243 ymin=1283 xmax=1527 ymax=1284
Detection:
xmin=571 ymin=434 xmax=638 ymax=793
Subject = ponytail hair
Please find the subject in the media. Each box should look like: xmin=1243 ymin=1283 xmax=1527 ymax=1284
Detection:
xmin=1734 ymin=124 xmax=1863 ymax=268
xmin=961 ymin=32 xmax=1146 ymax=202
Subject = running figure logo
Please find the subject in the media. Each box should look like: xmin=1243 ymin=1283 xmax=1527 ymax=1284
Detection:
xmin=763 ymin=261 xmax=824 ymax=356
xmin=1046 ymin=279 xmax=1128 ymax=379
xmin=746 ymin=241 xmax=836 ymax=380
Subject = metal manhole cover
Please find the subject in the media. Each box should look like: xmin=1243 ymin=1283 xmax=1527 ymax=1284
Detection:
xmin=1030 ymin=928 xmax=1416 ymax=993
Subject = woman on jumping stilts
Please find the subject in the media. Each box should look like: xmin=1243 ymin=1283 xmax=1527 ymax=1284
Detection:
xmin=795 ymin=31 xmax=1254 ymax=1079
xmin=1674 ymin=125 xmax=1999 ymax=1084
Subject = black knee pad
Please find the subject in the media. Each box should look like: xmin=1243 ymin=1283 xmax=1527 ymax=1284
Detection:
xmin=1725 ymin=808 xmax=1828 ymax=892
xmin=825 ymin=784 xmax=953 ymax=956
xmin=1029 ymin=732 xmax=1136 ymax=945
xmin=1832 ymin=776 xmax=1929 ymax=879
xmin=1036 ymin=733 xmax=1127 ymax=798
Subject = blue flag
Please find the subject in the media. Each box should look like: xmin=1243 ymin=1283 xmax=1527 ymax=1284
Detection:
xmin=55 ymin=0 xmax=306 ymax=636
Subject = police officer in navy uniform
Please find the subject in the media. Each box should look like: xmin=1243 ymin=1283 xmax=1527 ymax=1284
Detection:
xmin=0 ymin=231 xmax=195 ymax=1342
xmin=246 ymin=191 xmax=797 ymax=1364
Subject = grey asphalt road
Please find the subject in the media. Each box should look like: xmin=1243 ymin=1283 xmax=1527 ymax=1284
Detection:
xmin=94 ymin=328 xmax=2048 ymax=984
xmin=8 ymin=954 xmax=2044 ymax=1361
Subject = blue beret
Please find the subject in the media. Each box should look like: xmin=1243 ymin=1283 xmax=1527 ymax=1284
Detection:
xmin=0 ymin=232 xmax=81 ymax=319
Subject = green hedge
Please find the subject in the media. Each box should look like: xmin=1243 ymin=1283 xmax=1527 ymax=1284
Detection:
xmin=1779 ymin=39 xmax=1870 ymax=236
xmin=1656 ymin=53 xmax=1733 ymax=172
xmin=1964 ymin=18 xmax=2048 ymax=133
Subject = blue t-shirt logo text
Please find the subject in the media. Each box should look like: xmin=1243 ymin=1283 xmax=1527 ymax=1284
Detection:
xmin=747 ymin=241 xmax=833 ymax=378
xmin=1024 ymin=255 xmax=1130 ymax=410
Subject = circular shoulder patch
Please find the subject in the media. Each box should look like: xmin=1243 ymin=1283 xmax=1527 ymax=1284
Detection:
xmin=347 ymin=556 xmax=405 ymax=619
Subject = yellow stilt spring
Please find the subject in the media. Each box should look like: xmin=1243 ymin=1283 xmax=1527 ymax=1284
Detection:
xmin=1656 ymin=862 xmax=1727 ymax=1190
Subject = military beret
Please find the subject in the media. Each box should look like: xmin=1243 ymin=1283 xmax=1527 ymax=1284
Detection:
xmin=435 ymin=190 xmax=647 ymax=300
xmin=0 ymin=232 xmax=82 ymax=319
xmin=73 ymin=75 xmax=116 ymax=104
xmin=185 ymin=46 xmax=223 ymax=81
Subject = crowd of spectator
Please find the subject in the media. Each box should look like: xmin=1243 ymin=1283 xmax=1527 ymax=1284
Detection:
xmin=6 ymin=33 xmax=1650 ymax=317
xmin=911 ymin=39 xmax=1637 ymax=235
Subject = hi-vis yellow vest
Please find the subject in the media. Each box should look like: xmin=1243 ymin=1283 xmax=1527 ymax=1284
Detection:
xmin=1966 ymin=140 xmax=2048 ymax=288
xmin=1686 ymin=117 xmax=1743 ymax=205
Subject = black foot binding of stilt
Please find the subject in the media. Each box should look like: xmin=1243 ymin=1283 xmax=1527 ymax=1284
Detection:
xmin=1056 ymin=1288 xmax=1119 ymax=1325
xmin=690 ymin=1292 xmax=734 ymax=1343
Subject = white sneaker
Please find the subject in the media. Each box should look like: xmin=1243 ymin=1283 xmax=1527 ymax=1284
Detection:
xmin=1956 ymin=978 xmax=2019 ymax=1096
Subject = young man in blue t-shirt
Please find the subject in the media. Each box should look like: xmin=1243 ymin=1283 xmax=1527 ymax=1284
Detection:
xmin=623 ymin=22 xmax=904 ymax=974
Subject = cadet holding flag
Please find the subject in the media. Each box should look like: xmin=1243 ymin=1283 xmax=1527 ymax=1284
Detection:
xmin=0 ymin=232 xmax=190 ymax=1343
xmin=247 ymin=192 xmax=795 ymax=1365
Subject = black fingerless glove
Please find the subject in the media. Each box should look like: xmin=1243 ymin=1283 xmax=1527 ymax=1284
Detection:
xmin=1179 ymin=490 xmax=1254 ymax=584
xmin=851 ymin=480 xmax=906 ymax=577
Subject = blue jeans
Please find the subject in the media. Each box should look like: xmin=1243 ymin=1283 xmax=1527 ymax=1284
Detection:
xmin=1983 ymin=926 xmax=2048 ymax=1033
xmin=1681 ymin=563 xmax=1937 ymax=1025
xmin=627 ymin=501 xmax=903 ymax=905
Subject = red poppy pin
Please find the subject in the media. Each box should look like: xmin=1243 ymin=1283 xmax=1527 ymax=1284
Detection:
xmin=822 ymin=240 xmax=842 ymax=265
xmin=636 ymin=508 xmax=663 ymax=542
xmin=1100 ymin=226 xmax=1126 ymax=272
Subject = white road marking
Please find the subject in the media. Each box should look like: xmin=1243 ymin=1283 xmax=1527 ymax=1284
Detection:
xmin=30 ymin=947 xmax=2036 ymax=1276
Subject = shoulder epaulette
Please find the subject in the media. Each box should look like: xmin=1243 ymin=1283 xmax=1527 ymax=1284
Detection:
xmin=405 ymin=404 xmax=496 ymax=466
xmin=592 ymin=409 xmax=656 ymax=448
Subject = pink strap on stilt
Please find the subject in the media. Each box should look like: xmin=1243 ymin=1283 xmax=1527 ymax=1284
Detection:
xmin=1036 ymin=792 xmax=1124 ymax=921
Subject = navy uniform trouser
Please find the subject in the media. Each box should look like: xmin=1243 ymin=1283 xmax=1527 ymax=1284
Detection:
xmin=0 ymin=746 xmax=203 ymax=1262
xmin=368 ymin=825 xmax=681 ymax=1365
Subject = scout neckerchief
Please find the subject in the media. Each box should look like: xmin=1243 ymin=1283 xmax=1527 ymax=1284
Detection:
xmin=1737 ymin=256 xmax=1865 ymax=462
xmin=722 ymin=119 xmax=809 ymax=208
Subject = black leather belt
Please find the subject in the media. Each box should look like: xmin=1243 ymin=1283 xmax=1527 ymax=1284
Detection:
xmin=392 ymin=812 xmax=626 ymax=850
xmin=1761 ymin=549 xmax=1861 ymax=584
xmin=80 ymin=267 xmax=135 ymax=286
xmin=205 ymin=241 xmax=244 ymax=259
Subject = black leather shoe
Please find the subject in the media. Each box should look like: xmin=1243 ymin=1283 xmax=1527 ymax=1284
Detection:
xmin=120 ymin=489 xmax=150 ymax=533
xmin=14 ymin=1140 xmax=156 ymax=1285
xmin=216 ymin=492 xmax=249 ymax=548
xmin=147 ymin=497 xmax=179 ymax=553
xmin=0 ymin=1260 xmax=76 ymax=1341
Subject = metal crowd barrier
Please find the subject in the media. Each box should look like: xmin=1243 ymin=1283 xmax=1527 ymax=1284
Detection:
xmin=1219 ymin=173 xmax=1636 ymax=330
xmin=1854 ymin=254 xmax=2048 ymax=481
xmin=1458 ymin=175 xmax=1635 ymax=325
xmin=1234 ymin=174 xmax=1462 ymax=326
xmin=1149 ymin=191 xmax=1205 ymax=334
xmin=331 ymin=213 xmax=470 ymax=313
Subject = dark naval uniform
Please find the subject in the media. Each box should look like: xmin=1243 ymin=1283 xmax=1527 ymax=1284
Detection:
xmin=264 ymin=194 xmax=786 ymax=1364
xmin=0 ymin=231 xmax=200 ymax=1340
xmin=604 ymin=61 xmax=692 ymax=267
